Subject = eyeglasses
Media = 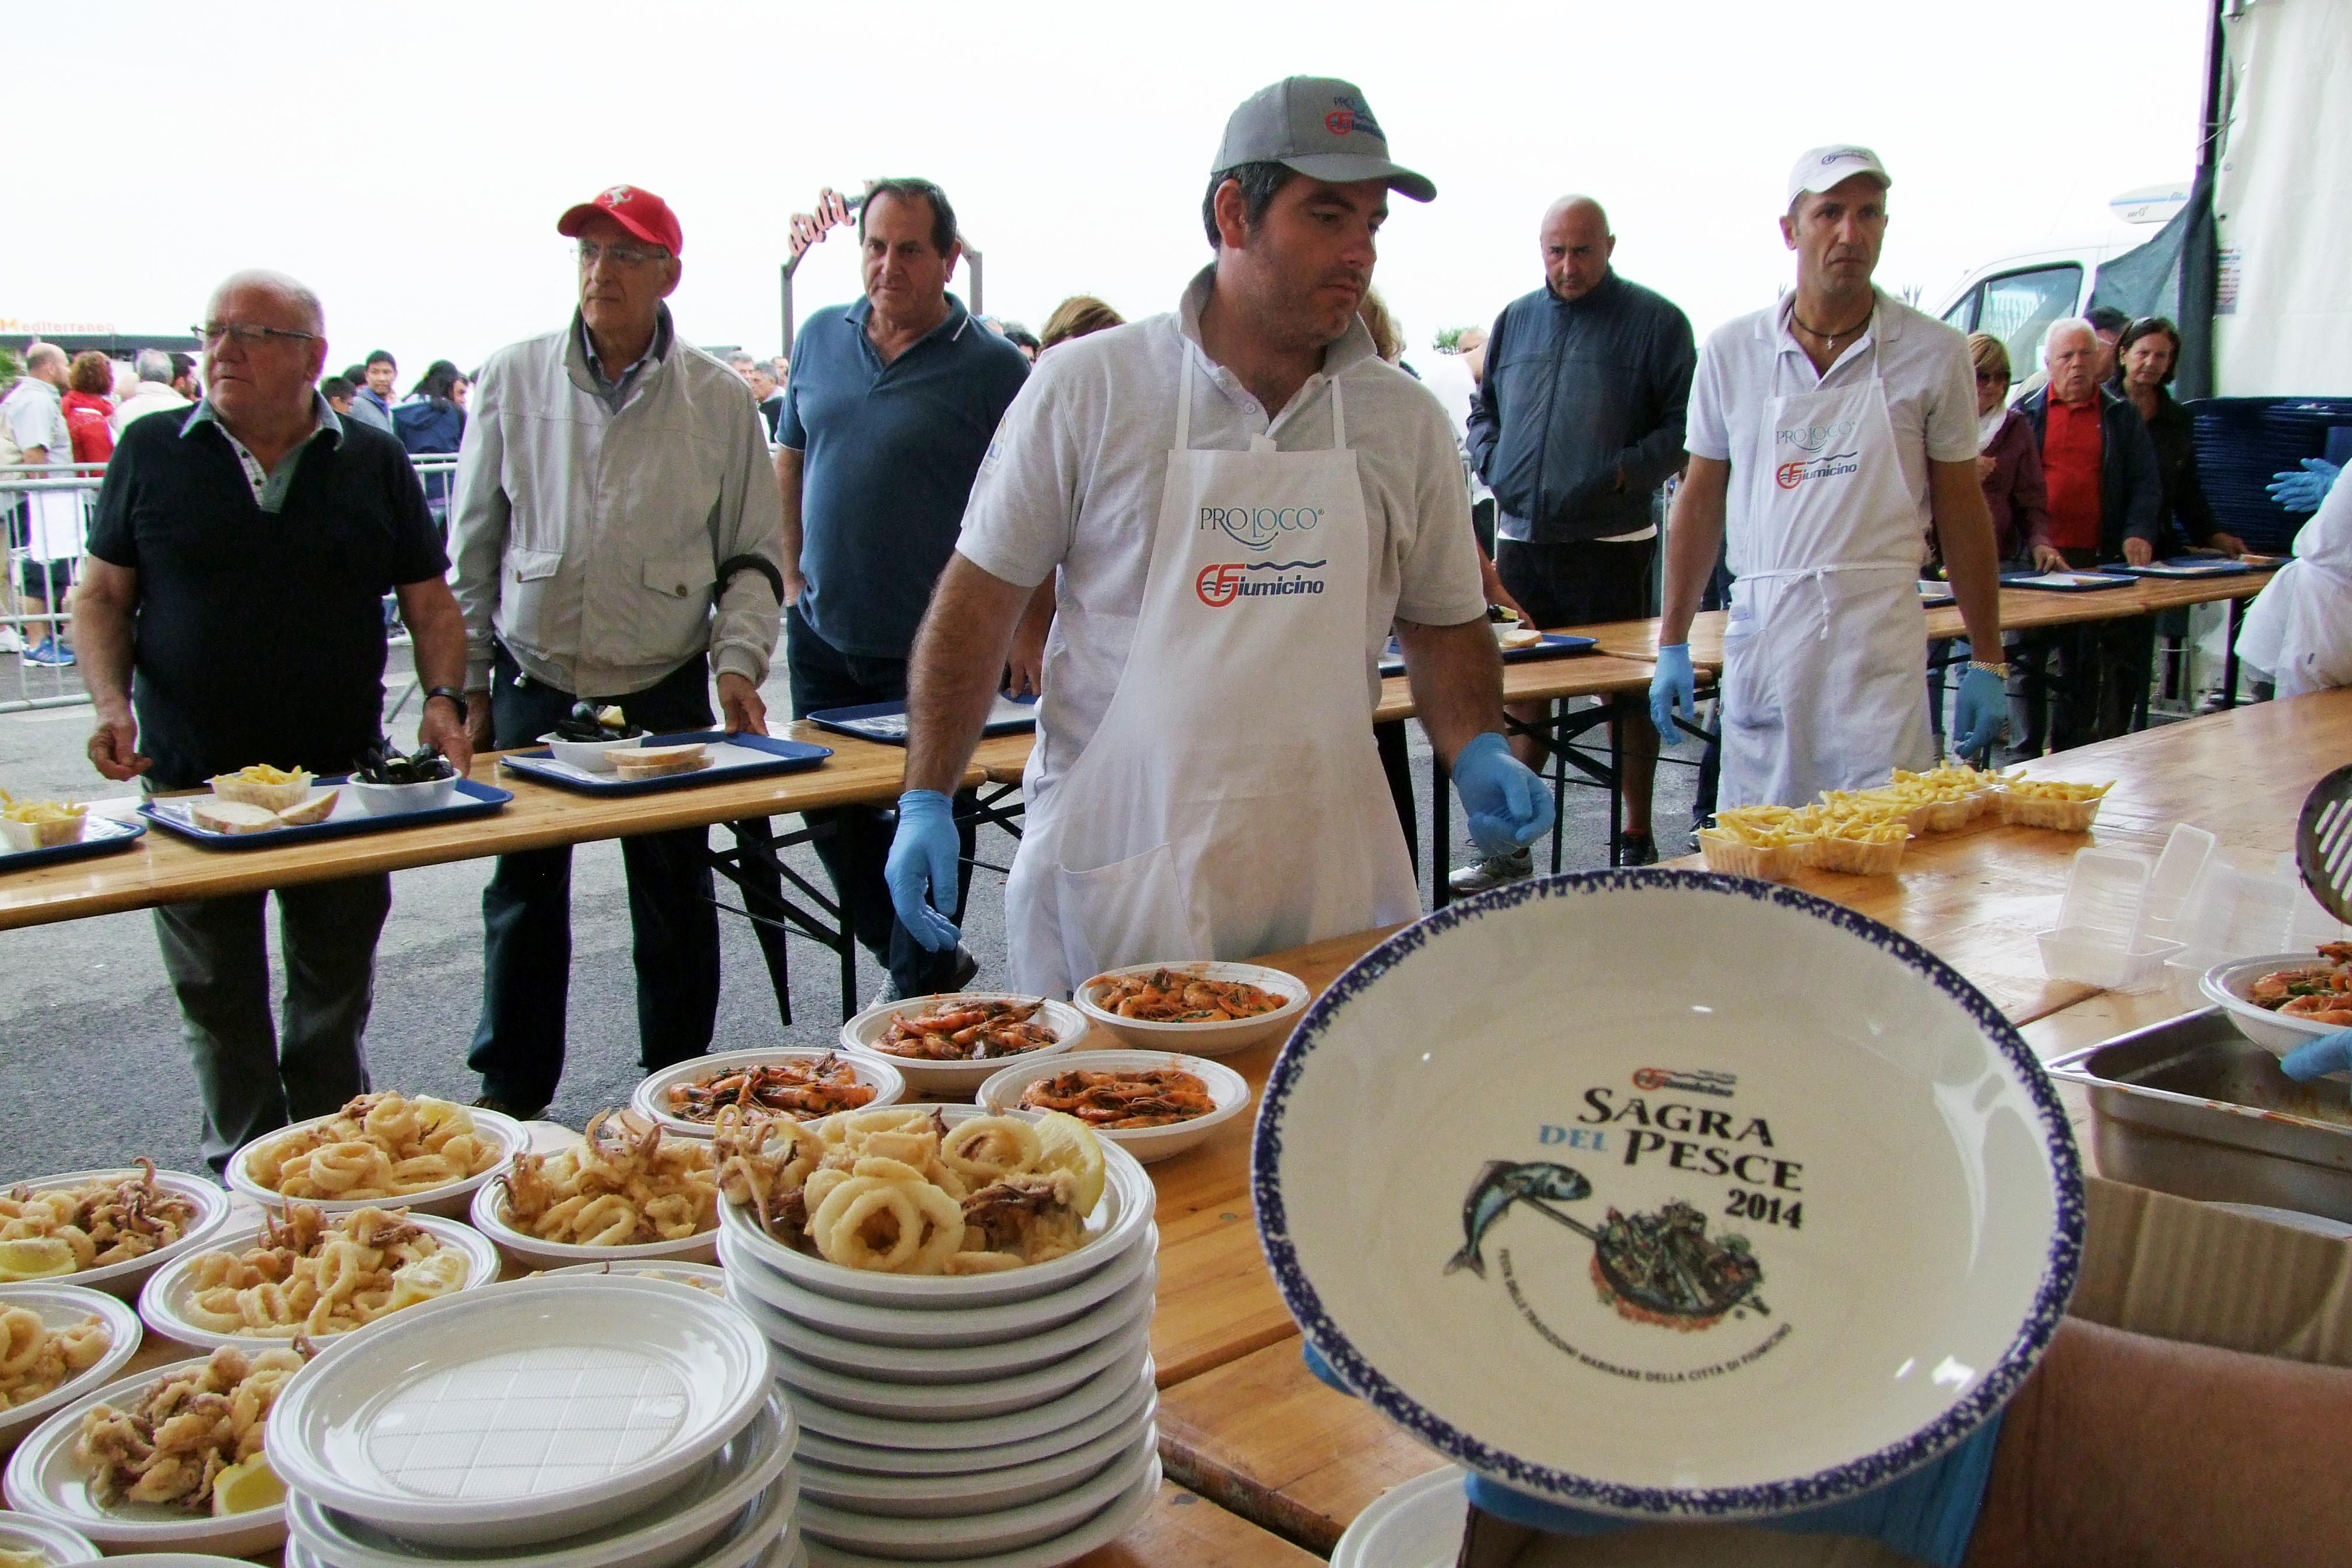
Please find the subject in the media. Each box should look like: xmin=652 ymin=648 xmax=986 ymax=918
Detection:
xmin=578 ymin=240 xmax=671 ymax=268
xmin=194 ymin=322 xmax=317 ymax=348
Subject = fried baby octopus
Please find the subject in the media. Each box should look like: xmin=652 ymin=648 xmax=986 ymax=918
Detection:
xmin=0 ymin=1158 xmax=200 ymax=1280
xmin=501 ymin=1110 xmax=718 ymax=1246
xmin=74 ymin=1343 xmax=306 ymax=1511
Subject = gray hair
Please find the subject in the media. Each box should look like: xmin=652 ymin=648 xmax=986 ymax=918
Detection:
xmin=207 ymin=268 xmax=325 ymax=335
xmin=134 ymin=348 xmax=173 ymax=383
xmin=2043 ymin=316 xmax=2096 ymax=365
xmin=729 ymin=351 xmax=757 ymax=368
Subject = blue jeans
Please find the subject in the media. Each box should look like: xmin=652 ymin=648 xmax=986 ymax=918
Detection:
xmin=784 ymin=603 xmax=974 ymax=999
xmin=467 ymin=648 xmax=729 ymax=1111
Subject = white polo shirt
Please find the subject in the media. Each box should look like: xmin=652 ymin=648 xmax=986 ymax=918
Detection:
xmin=956 ymin=266 xmax=1486 ymax=806
xmin=1685 ymin=288 xmax=1977 ymax=579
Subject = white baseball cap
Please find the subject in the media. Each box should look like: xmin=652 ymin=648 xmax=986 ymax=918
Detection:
xmin=1786 ymin=144 xmax=1891 ymax=207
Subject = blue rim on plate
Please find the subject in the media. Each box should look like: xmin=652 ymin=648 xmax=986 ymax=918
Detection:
xmin=499 ymin=730 xmax=832 ymax=794
xmin=806 ymin=696 xmax=1037 ymax=746
xmin=141 ymin=778 xmax=511 ymax=848
xmin=0 ymin=814 xmax=145 ymax=872
xmin=1251 ymin=868 xmax=2085 ymax=1520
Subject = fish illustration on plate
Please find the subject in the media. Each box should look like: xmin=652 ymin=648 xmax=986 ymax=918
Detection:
xmin=1447 ymin=1160 xmax=1766 ymax=1331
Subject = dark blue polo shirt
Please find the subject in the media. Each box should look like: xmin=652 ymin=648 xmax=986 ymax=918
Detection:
xmin=780 ymin=292 xmax=1028 ymax=659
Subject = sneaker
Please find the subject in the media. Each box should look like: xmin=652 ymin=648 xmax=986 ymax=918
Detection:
xmin=22 ymin=638 xmax=75 ymax=667
xmin=0 ymin=626 xmax=20 ymax=654
xmin=1447 ymin=846 xmax=1534 ymax=894
xmin=880 ymin=943 xmax=981 ymax=1003
xmin=473 ymin=1093 xmax=550 ymax=1122
xmin=1617 ymin=831 xmax=1659 ymax=867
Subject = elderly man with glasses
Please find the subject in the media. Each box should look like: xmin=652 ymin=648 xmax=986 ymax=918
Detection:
xmin=449 ymin=184 xmax=789 ymax=1121
xmin=74 ymin=269 xmax=472 ymax=1172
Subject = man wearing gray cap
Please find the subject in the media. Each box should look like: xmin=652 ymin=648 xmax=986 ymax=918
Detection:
xmin=880 ymin=76 xmax=1553 ymax=994
xmin=1650 ymin=145 xmax=2007 ymax=807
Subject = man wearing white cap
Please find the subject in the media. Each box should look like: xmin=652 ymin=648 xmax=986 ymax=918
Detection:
xmin=881 ymin=75 xmax=1553 ymax=993
xmin=1651 ymin=146 xmax=2007 ymax=806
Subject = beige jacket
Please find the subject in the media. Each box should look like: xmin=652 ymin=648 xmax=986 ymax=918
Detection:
xmin=449 ymin=308 xmax=783 ymax=696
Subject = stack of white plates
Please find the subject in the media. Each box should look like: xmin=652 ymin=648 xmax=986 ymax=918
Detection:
xmin=269 ymin=1276 xmax=800 ymax=1568
xmin=717 ymin=1108 xmax=1161 ymax=1566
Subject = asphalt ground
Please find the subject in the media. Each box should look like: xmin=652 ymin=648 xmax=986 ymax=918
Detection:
xmin=0 ymin=645 xmax=1701 ymax=1184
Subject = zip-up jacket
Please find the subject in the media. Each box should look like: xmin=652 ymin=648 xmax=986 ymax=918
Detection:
xmin=2015 ymin=383 xmax=2161 ymax=560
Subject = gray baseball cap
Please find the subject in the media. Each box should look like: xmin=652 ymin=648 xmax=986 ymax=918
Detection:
xmin=1212 ymin=76 xmax=1436 ymax=202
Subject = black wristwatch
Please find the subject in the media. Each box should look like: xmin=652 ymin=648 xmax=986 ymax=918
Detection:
xmin=424 ymin=685 xmax=470 ymax=723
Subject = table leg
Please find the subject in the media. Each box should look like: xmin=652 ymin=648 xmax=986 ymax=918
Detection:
xmin=2224 ymin=597 xmax=2244 ymax=709
xmin=1549 ymin=699 xmax=1567 ymax=876
xmin=1430 ymin=742 xmax=1452 ymax=910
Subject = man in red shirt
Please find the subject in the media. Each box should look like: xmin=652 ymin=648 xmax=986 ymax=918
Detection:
xmin=2008 ymin=318 xmax=2161 ymax=755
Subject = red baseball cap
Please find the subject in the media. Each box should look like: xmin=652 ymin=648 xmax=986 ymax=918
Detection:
xmin=556 ymin=184 xmax=683 ymax=255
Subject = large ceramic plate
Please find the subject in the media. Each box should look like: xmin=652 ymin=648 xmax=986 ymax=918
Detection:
xmin=801 ymin=1458 xmax=1157 ymax=1568
xmin=0 ymin=1168 xmax=231 ymax=1300
xmin=266 ymin=1276 xmax=774 ymax=1548
xmin=1 ymin=1356 xmax=289 ymax=1558
xmin=717 ymin=1106 xmax=1152 ymax=1307
xmin=1073 ymin=962 xmax=1308 ymax=1057
xmin=0 ymin=1285 xmax=141 ymax=1456
xmin=284 ymin=1390 xmax=795 ymax=1568
xmin=978 ymin=1049 xmax=1250 ymax=1164
xmin=632 ymin=1049 xmax=905 ymax=1140
xmin=838 ymin=996 xmax=1085 ymax=1098
xmin=226 ymin=1101 xmax=525 ymax=1219
xmin=138 ymin=1212 xmax=499 ymax=1352
xmin=1255 ymin=872 xmax=2082 ymax=1519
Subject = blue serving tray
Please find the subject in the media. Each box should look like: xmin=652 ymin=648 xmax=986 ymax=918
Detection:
xmin=141 ymin=778 xmax=511 ymax=849
xmin=808 ymin=695 xmax=1038 ymax=746
xmin=1999 ymin=570 xmax=2138 ymax=592
xmin=1379 ymin=632 xmax=1598 ymax=676
xmin=1918 ymin=579 xmax=1955 ymax=607
xmin=0 ymin=814 xmax=146 ymax=873
xmin=498 ymin=730 xmax=832 ymax=794
xmin=2116 ymin=558 xmax=2264 ymax=579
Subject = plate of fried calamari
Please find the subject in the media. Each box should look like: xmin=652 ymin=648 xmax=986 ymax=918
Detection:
xmin=0 ymin=1162 xmax=230 ymax=1300
xmin=473 ymin=1110 xmax=721 ymax=1268
xmin=1073 ymin=962 xmax=1307 ymax=1056
xmin=840 ymin=996 xmax=1086 ymax=1097
xmin=0 ymin=1285 xmax=141 ymax=1455
xmin=136 ymin=1204 xmax=498 ymax=1352
xmin=978 ymin=1051 xmax=1250 ymax=1164
xmin=2 ymin=1344 xmax=308 ymax=1558
xmin=634 ymin=1049 xmax=905 ymax=1140
xmin=714 ymin=1105 xmax=1150 ymax=1306
xmin=227 ymin=1093 xmax=523 ymax=1219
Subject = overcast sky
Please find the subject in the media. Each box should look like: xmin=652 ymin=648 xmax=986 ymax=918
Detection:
xmin=12 ymin=0 xmax=2208 ymax=383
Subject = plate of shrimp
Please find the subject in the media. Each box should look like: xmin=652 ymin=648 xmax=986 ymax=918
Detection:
xmin=840 ymin=994 xmax=1086 ymax=1096
xmin=2201 ymin=944 xmax=2352 ymax=1063
xmin=978 ymin=1050 xmax=1251 ymax=1164
xmin=1074 ymin=961 xmax=1309 ymax=1056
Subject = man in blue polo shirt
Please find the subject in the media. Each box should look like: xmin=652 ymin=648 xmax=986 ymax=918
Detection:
xmin=774 ymin=177 xmax=1028 ymax=1001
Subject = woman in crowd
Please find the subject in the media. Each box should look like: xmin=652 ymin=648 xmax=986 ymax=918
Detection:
xmin=2112 ymin=317 xmax=2243 ymax=558
xmin=392 ymin=359 xmax=468 ymax=534
xmin=61 ymin=351 xmax=117 ymax=467
xmin=1038 ymin=296 xmax=1122 ymax=352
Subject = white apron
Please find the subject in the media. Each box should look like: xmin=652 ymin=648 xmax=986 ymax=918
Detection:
xmin=1004 ymin=355 xmax=1419 ymax=996
xmin=2239 ymin=464 xmax=2352 ymax=699
xmin=1718 ymin=319 xmax=1933 ymax=808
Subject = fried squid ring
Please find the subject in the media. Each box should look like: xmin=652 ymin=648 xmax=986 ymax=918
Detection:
xmin=304 ymin=1142 xmax=391 ymax=1195
xmin=568 ymin=1195 xmax=641 ymax=1247
xmin=942 ymin=1116 xmax=1041 ymax=1184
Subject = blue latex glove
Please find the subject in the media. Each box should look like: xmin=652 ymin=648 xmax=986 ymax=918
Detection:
xmin=2279 ymin=1029 xmax=2352 ymax=1086
xmin=1303 ymin=1342 xmax=2000 ymax=1568
xmin=1649 ymin=643 xmax=1696 ymax=734
xmin=1452 ymin=732 xmax=1553 ymax=857
xmin=1950 ymin=665 xmax=2007 ymax=764
xmin=2268 ymin=457 xmax=2342 ymax=513
xmin=883 ymin=789 xmax=961 ymax=952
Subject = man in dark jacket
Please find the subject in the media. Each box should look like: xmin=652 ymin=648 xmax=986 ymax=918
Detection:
xmin=1461 ymin=195 xmax=1693 ymax=881
xmin=2006 ymin=317 xmax=2161 ymax=755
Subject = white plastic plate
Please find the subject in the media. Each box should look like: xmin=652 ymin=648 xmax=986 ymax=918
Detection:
xmin=1256 ymin=872 xmax=2081 ymax=1518
xmin=0 ymin=1284 xmax=141 ymax=1454
xmin=977 ymin=1049 xmax=1250 ymax=1164
xmin=226 ymin=1102 xmax=525 ymax=1219
xmin=0 ymin=1507 xmax=99 ymax=1565
xmin=470 ymin=1177 xmax=719 ymax=1270
xmin=759 ymin=1308 xmax=1150 ymax=1422
xmin=797 ymin=1427 xmax=1154 ymax=1560
xmin=1073 ymin=961 xmax=1308 ymax=1058
xmin=718 ymin=1221 xmax=1155 ymax=1349
xmin=285 ymin=1390 xmax=796 ymax=1568
xmin=286 ymin=1469 xmax=797 ymax=1568
xmin=2200 ymin=951 xmax=2352 ymax=1060
xmin=1 ymin=1356 xmax=289 ymax=1558
xmin=1329 ymin=1466 xmax=1466 ymax=1568
xmin=0 ymin=1168 xmax=230 ymax=1300
xmin=780 ymin=1345 xmax=1145 ymax=1454
xmin=542 ymin=1261 xmax=729 ymax=1296
xmin=137 ymin=1212 xmax=498 ymax=1353
xmin=796 ymin=1393 xmax=1152 ymax=1519
xmin=266 ymin=1275 xmax=775 ymax=1547
xmin=632 ymin=1049 xmax=905 ymax=1140
xmin=800 ymin=1457 xmax=1157 ymax=1568
xmin=792 ymin=1359 xmax=1155 ymax=1479
xmin=837 ymin=996 xmax=1086 ymax=1098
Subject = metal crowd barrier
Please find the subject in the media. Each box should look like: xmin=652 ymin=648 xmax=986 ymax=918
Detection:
xmin=0 ymin=453 xmax=461 ymax=716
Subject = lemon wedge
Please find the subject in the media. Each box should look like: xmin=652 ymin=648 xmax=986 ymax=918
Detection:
xmin=1030 ymin=1111 xmax=1107 ymax=1215
xmin=212 ymin=1455 xmax=286 ymax=1516
xmin=0 ymin=1237 xmax=77 ymax=1281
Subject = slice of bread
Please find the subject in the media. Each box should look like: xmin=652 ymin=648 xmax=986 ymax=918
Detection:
xmin=1499 ymin=626 xmax=1544 ymax=650
xmin=190 ymin=799 xmax=283 ymax=834
xmin=273 ymin=789 xmax=340 ymax=827
xmin=608 ymin=743 xmax=711 ymax=780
